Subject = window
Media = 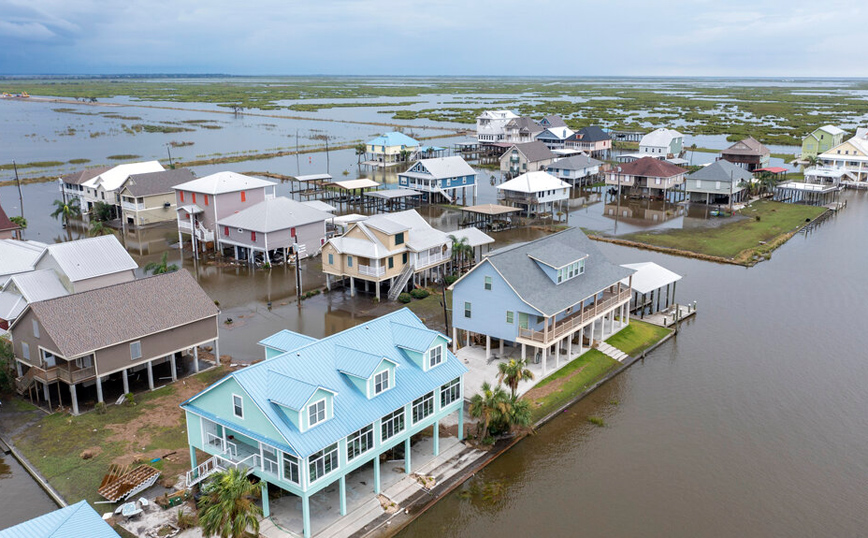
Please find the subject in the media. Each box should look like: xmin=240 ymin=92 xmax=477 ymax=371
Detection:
xmin=75 ymin=355 xmax=93 ymax=369
xmin=506 ymin=311 xmax=514 ymax=324
xmin=21 ymin=342 xmax=30 ymax=361
xmin=130 ymin=341 xmax=142 ymax=360
xmin=232 ymin=394 xmax=244 ymax=418
xmin=428 ymin=345 xmax=442 ymax=368
xmin=395 ymin=232 xmax=405 ymax=245
xmin=224 ymin=226 xmax=229 ymax=236
xmin=240 ymin=191 xmax=246 ymax=202
xmin=282 ymin=453 xmax=300 ymax=484
xmin=347 ymin=424 xmax=374 ymax=461
xmin=179 ymin=191 xmax=185 ymax=202
xmin=32 ymin=319 xmax=39 ymax=338
xmin=402 ymin=253 xmax=408 ymax=264
xmin=41 ymin=349 xmax=56 ymax=368
xmin=381 ymin=408 xmax=405 ymax=441
xmin=203 ymin=194 xmax=209 ymax=206
xmin=464 ymin=302 xmax=471 ymax=318
xmin=374 ymin=370 xmax=390 ymax=395
xmin=484 ymin=276 xmax=492 ymax=291
xmin=388 ymin=257 xmax=394 ymax=269
xmin=309 ymin=443 xmax=338 ymax=482
xmin=348 ymin=256 xmax=353 ymax=268
xmin=440 ymin=378 xmax=461 ymax=408
xmin=328 ymin=253 xmax=334 ymax=265
xmin=412 ymin=392 xmax=435 ymax=424
xmin=192 ymin=192 xmax=196 ymax=204
xmin=308 ymin=399 xmax=326 ymax=427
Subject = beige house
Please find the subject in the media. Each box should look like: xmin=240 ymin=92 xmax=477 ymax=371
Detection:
xmin=120 ymin=168 xmax=196 ymax=227
xmin=10 ymin=270 xmax=220 ymax=415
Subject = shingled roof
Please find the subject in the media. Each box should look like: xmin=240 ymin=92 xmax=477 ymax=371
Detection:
xmin=508 ymin=141 xmax=557 ymax=162
xmin=618 ymin=156 xmax=686 ymax=178
xmin=61 ymin=166 xmax=112 ymax=185
xmin=573 ymin=126 xmax=611 ymax=142
xmin=123 ymin=168 xmax=196 ymax=197
xmin=687 ymin=159 xmax=753 ymax=184
xmin=0 ymin=201 xmax=19 ymax=235
xmin=21 ymin=270 xmax=218 ymax=358
xmin=722 ymin=137 xmax=770 ymax=157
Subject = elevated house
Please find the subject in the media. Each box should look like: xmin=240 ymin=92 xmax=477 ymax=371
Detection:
xmin=0 ymin=500 xmax=121 ymax=538
xmin=173 ymin=171 xmax=277 ymax=255
xmin=216 ymin=196 xmax=333 ymax=264
xmin=476 ymin=110 xmax=519 ymax=144
xmin=10 ymin=270 xmax=219 ymax=415
xmin=565 ymin=126 xmax=612 ymax=158
xmin=721 ymin=137 xmax=771 ymax=171
xmin=79 ymin=161 xmax=165 ymax=217
xmin=535 ymin=126 xmax=576 ymax=150
xmin=685 ymin=159 xmax=752 ymax=205
xmin=639 ymin=128 xmax=684 ymax=158
xmin=366 ymin=132 xmax=420 ymax=165
xmin=180 ymin=308 xmax=467 ymax=538
xmin=499 ymin=141 xmax=557 ymax=177
xmin=547 ymin=154 xmax=604 ymax=188
xmin=497 ymin=171 xmax=570 ymax=217
xmin=449 ymin=227 xmax=634 ymax=376
xmin=397 ymin=156 xmax=477 ymax=205
xmin=801 ymin=125 xmax=845 ymax=159
xmin=818 ymin=136 xmax=868 ymax=183
xmin=59 ymin=166 xmax=111 ymax=210
xmin=538 ymin=115 xmax=568 ymax=129
xmin=0 ymin=200 xmax=20 ymax=239
xmin=42 ymin=235 xmax=137 ymax=293
xmin=606 ymin=157 xmax=687 ymax=198
xmin=503 ymin=116 xmax=544 ymax=144
xmin=119 ymin=168 xmax=196 ymax=228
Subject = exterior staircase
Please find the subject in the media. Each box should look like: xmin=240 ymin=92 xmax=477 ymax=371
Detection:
xmin=436 ymin=188 xmax=454 ymax=204
xmin=596 ymin=342 xmax=630 ymax=363
xmin=14 ymin=369 xmax=36 ymax=395
xmin=388 ymin=263 xmax=415 ymax=301
xmin=186 ymin=454 xmax=224 ymax=489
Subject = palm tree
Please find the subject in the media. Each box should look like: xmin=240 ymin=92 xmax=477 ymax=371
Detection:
xmin=354 ymin=143 xmax=367 ymax=165
xmin=88 ymin=221 xmax=112 ymax=237
xmin=469 ymin=381 xmax=510 ymax=441
xmin=805 ymin=154 xmax=822 ymax=168
xmin=504 ymin=396 xmax=533 ymax=431
xmin=50 ymin=198 xmax=81 ymax=228
xmin=497 ymin=358 xmax=535 ymax=399
xmin=448 ymin=235 xmax=472 ymax=275
xmin=144 ymin=252 xmax=179 ymax=275
xmin=197 ymin=468 xmax=262 ymax=538
xmin=9 ymin=216 xmax=26 ymax=240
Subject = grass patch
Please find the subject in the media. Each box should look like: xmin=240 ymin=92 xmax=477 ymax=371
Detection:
xmin=524 ymin=349 xmax=620 ymax=422
xmin=606 ymin=320 xmax=672 ymax=357
xmin=68 ymin=158 xmax=91 ymax=164
xmin=0 ymin=160 xmax=65 ymax=171
xmin=403 ymin=289 xmax=451 ymax=332
xmin=617 ymin=200 xmax=827 ymax=264
xmin=106 ymin=154 xmax=142 ymax=161
xmin=587 ymin=416 xmax=605 ymax=427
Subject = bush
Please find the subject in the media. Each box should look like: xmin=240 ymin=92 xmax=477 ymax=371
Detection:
xmin=123 ymin=392 xmax=136 ymax=407
xmin=444 ymin=274 xmax=459 ymax=285
xmin=410 ymin=289 xmax=429 ymax=299
xmin=0 ymin=339 xmax=14 ymax=393
xmin=94 ymin=402 xmax=107 ymax=415
xmin=398 ymin=293 xmax=412 ymax=304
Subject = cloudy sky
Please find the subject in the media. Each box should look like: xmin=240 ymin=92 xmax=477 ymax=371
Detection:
xmin=0 ymin=0 xmax=865 ymax=77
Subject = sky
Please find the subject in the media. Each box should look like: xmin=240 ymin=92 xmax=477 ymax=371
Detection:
xmin=0 ymin=0 xmax=865 ymax=77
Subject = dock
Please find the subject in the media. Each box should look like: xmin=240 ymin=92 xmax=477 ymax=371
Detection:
xmin=641 ymin=303 xmax=697 ymax=328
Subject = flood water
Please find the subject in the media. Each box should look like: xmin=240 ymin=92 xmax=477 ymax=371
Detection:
xmin=0 ymin=454 xmax=58 ymax=528
xmin=397 ymin=191 xmax=868 ymax=538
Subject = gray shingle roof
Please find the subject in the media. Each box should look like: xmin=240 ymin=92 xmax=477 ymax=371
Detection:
xmin=549 ymin=154 xmax=604 ymax=171
xmin=61 ymin=166 xmax=112 ymax=186
xmin=687 ymin=160 xmax=753 ymax=183
xmin=575 ymin=126 xmax=611 ymax=142
xmin=123 ymin=168 xmax=196 ymax=197
xmin=510 ymin=141 xmax=557 ymax=162
xmin=482 ymin=227 xmax=634 ymax=316
xmin=541 ymin=115 xmax=567 ymax=128
xmin=24 ymin=270 xmax=218 ymax=358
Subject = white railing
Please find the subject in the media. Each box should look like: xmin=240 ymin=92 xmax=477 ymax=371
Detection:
xmin=122 ymin=201 xmax=145 ymax=211
xmin=416 ymin=252 xmax=449 ymax=268
xmin=518 ymin=289 xmax=632 ymax=344
xmin=178 ymin=220 xmax=193 ymax=231
xmin=359 ymin=264 xmax=386 ymax=277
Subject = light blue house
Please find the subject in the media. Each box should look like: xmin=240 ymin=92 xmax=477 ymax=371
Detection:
xmin=180 ymin=309 xmax=466 ymax=538
xmin=0 ymin=500 xmax=121 ymax=538
xmin=449 ymin=228 xmax=634 ymax=375
xmin=397 ymin=156 xmax=477 ymax=205
xmin=366 ymin=132 xmax=420 ymax=165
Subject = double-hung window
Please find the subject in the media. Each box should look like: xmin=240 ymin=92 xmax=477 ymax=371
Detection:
xmin=346 ymin=424 xmax=374 ymax=461
xmin=232 ymin=394 xmax=244 ymax=418
xmin=440 ymin=378 xmax=461 ymax=408
xmin=427 ymin=345 xmax=442 ymax=368
xmin=412 ymin=392 xmax=434 ymax=424
xmin=130 ymin=341 xmax=142 ymax=360
xmin=464 ymin=302 xmax=472 ymax=318
xmin=374 ymin=370 xmax=390 ymax=395
xmin=309 ymin=443 xmax=338 ymax=482
xmin=308 ymin=399 xmax=326 ymax=427
xmin=484 ymin=276 xmax=492 ymax=290
xmin=282 ymin=453 xmax=300 ymax=484
xmin=381 ymin=408 xmax=405 ymax=441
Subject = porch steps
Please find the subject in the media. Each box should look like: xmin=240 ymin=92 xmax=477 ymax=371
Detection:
xmin=185 ymin=454 xmax=223 ymax=489
xmin=14 ymin=369 xmax=36 ymax=395
xmin=387 ymin=263 xmax=415 ymax=301
xmin=597 ymin=342 xmax=630 ymax=363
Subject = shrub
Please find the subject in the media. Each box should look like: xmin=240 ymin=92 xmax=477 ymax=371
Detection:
xmin=587 ymin=416 xmax=605 ymax=427
xmin=444 ymin=274 xmax=459 ymax=285
xmin=398 ymin=293 xmax=412 ymax=304
xmin=176 ymin=509 xmax=197 ymax=530
xmin=123 ymin=392 xmax=136 ymax=407
xmin=94 ymin=402 xmax=107 ymax=415
xmin=410 ymin=289 xmax=429 ymax=299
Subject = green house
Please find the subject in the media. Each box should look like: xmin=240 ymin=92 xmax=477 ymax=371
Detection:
xmin=802 ymin=125 xmax=845 ymax=159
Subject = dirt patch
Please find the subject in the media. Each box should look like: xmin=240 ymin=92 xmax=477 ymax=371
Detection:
xmin=524 ymin=364 xmax=588 ymax=402
xmin=378 ymin=494 xmax=399 ymax=514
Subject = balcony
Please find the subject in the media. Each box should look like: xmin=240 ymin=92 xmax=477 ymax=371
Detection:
xmin=26 ymin=364 xmax=96 ymax=384
xmin=518 ymin=289 xmax=632 ymax=345
xmin=122 ymin=201 xmax=145 ymax=211
xmin=415 ymin=251 xmax=449 ymax=269
xmin=358 ymin=264 xmax=386 ymax=277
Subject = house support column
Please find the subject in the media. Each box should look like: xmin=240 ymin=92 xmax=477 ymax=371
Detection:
xmin=70 ymin=383 xmax=79 ymax=415
xmin=374 ymin=456 xmax=381 ymax=494
xmin=302 ymin=495 xmax=311 ymax=538
xmin=147 ymin=361 xmax=154 ymax=390
xmin=350 ymin=276 xmax=355 ymax=297
xmin=541 ymin=347 xmax=547 ymax=376
xmin=96 ymin=376 xmax=104 ymax=403
xmin=122 ymin=368 xmax=129 ymax=395
xmin=567 ymin=334 xmax=572 ymax=360
xmin=326 ymin=274 xmax=331 ymax=291
xmin=194 ymin=347 xmax=200 ymax=373
xmin=339 ymin=475 xmax=347 ymax=516
xmin=458 ymin=406 xmax=464 ymax=441
xmin=404 ymin=437 xmax=412 ymax=475
xmin=15 ymin=361 xmax=22 ymax=377
xmin=43 ymin=381 xmax=50 ymax=407
xmin=376 ymin=281 xmax=381 ymax=301
xmin=214 ymin=338 xmax=220 ymax=366
xmin=189 ymin=445 xmax=197 ymax=468
xmin=521 ymin=343 xmax=526 ymax=361
xmin=433 ymin=420 xmax=440 ymax=456
xmin=499 ymin=339 xmax=504 ymax=355
xmin=170 ymin=354 xmax=177 ymax=382
xmin=261 ymin=481 xmax=270 ymax=517
xmin=555 ymin=340 xmax=560 ymax=369
xmin=452 ymin=327 xmax=457 ymax=353
xmin=485 ymin=335 xmax=490 ymax=362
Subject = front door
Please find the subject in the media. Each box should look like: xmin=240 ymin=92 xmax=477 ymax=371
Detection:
xmin=518 ymin=313 xmax=529 ymax=330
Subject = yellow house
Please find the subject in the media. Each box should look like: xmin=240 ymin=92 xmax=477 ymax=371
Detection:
xmin=119 ymin=169 xmax=196 ymax=227
xmin=366 ymin=132 xmax=420 ymax=165
xmin=819 ymin=136 xmax=868 ymax=182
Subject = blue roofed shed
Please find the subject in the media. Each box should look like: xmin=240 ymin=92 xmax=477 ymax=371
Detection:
xmin=0 ymin=500 xmax=121 ymax=538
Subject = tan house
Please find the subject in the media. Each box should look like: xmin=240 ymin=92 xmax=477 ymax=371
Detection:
xmin=499 ymin=141 xmax=557 ymax=177
xmin=119 ymin=168 xmax=196 ymax=227
xmin=10 ymin=270 xmax=220 ymax=415
xmin=607 ymin=157 xmax=687 ymax=199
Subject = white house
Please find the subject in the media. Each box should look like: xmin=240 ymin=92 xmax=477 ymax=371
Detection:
xmin=496 ymin=171 xmax=570 ymax=217
xmin=639 ymin=128 xmax=684 ymax=159
xmin=476 ymin=110 xmax=519 ymax=144
xmin=79 ymin=161 xmax=165 ymax=216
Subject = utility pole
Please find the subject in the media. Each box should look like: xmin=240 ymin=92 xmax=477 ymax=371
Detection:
xmin=440 ymin=269 xmax=450 ymax=336
xmin=166 ymin=145 xmax=174 ymax=168
xmin=296 ymin=130 xmax=300 ymax=176
xmin=325 ymin=137 xmax=330 ymax=174
xmin=729 ymin=170 xmax=734 ymax=214
xmin=294 ymin=244 xmax=302 ymax=300
xmin=13 ymin=160 xmax=24 ymax=218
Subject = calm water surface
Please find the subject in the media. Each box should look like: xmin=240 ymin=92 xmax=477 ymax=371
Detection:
xmin=0 ymin=454 xmax=58 ymax=528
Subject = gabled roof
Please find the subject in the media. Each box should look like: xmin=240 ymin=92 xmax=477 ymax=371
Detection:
xmin=573 ymin=126 xmax=611 ymax=142
xmin=376 ymin=210 xmax=449 ymax=252
xmin=497 ymin=171 xmax=569 ymax=194
xmin=0 ymin=202 xmax=20 ymax=234
xmin=640 ymin=128 xmax=683 ymax=148
xmin=267 ymin=371 xmax=329 ymax=411
xmin=82 ymin=161 xmax=164 ymax=192
xmin=367 ymin=132 xmax=420 ymax=148
xmin=217 ymin=196 xmax=332 ymax=233
xmin=61 ymin=166 xmax=111 ymax=186
xmin=548 ymin=154 xmax=603 ymax=171
xmin=618 ymin=157 xmax=686 ymax=178
xmin=334 ymin=346 xmax=396 ymax=379
xmin=687 ymin=159 xmax=753 ymax=183
xmin=540 ymin=115 xmax=567 ymax=128
xmin=722 ymin=137 xmax=770 ymax=157
xmin=505 ymin=116 xmax=544 ymax=135
xmin=5 ymin=269 xmax=68 ymax=302
xmin=401 ymin=156 xmax=475 ymax=179
xmin=814 ymin=125 xmax=845 ymax=137
xmin=46 ymin=236 xmax=137 ymax=283
xmin=506 ymin=141 xmax=557 ymax=162
xmin=0 ymin=239 xmax=47 ymax=280
xmin=173 ymin=172 xmax=275 ymax=195
xmin=19 ymin=270 xmax=218 ymax=358
xmin=122 ymin=168 xmax=196 ymax=197
xmin=182 ymin=308 xmax=466 ymax=458
xmin=390 ymin=321 xmax=443 ymax=353
xmin=457 ymin=227 xmax=634 ymax=317
xmin=821 ymin=136 xmax=868 ymax=158
xmin=363 ymin=214 xmax=410 ymax=235
xmin=477 ymin=110 xmax=519 ymax=120
xmin=259 ymin=329 xmax=318 ymax=353
xmin=527 ymin=244 xmax=587 ymax=269
xmin=0 ymin=500 xmax=121 ymax=538
xmin=536 ymin=127 xmax=575 ymax=141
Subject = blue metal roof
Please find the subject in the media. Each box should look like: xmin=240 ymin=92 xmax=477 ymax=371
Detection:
xmin=367 ymin=132 xmax=420 ymax=148
xmin=0 ymin=500 xmax=121 ymax=538
xmin=334 ymin=346 xmax=393 ymax=379
xmin=183 ymin=309 xmax=467 ymax=459
xmin=390 ymin=321 xmax=441 ymax=353
xmin=258 ymin=329 xmax=318 ymax=353
xmin=267 ymin=370 xmax=323 ymax=410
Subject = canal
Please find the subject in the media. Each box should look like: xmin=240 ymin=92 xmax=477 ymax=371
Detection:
xmin=398 ymin=189 xmax=868 ymax=538
xmin=0 ymin=453 xmax=58 ymax=528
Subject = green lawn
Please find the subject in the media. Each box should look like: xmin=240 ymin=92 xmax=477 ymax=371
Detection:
xmin=606 ymin=320 xmax=672 ymax=357
xmin=620 ymin=200 xmax=826 ymax=264
xmin=523 ymin=350 xmax=620 ymax=422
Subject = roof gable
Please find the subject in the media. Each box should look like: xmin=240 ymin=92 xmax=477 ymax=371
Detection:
xmin=0 ymin=203 xmax=20 ymax=234
xmin=174 ymin=172 xmax=275 ymax=195
xmin=619 ymin=157 xmax=686 ymax=178
xmin=687 ymin=159 xmax=753 ymax=183
xmin=217 ymin=196 xmax=331 ymax=232
xmin=498 ymin=171 xmax=569 ymax=194
xmin=508 ymin=141 xmax=557 ymax=162
xmin=367 ymin=132 xmax=420 ymax=147
xmin=46 ymin=236 xmax=137 ymax=282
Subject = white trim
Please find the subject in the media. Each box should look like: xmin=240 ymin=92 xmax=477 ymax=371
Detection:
xmin=232 ymin=393 xmax=244 ymax=419
xmin=307 ymin=398 xmax=327 ymax=428
xmin=373 ymin=369 xmax=391 ymax=395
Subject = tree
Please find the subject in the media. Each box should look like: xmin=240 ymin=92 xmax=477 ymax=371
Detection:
xmin=88 ymin=221 xmax=112 ymax=237
xmin=805 ymin=154 xmax=822 ymax=168
xmin=469 ymin=381 xmax=510 ymax=442
xmin=197 ymin=468 xmax=262 ymax=538
xmin=92 ymin=201 xmax=114 ymax=222
xmin=502 ymin=396 xmax=533 ymax=432
xmin=50 ymin=198 xmax=81 ymax=228
xmin=354 ymin=143 xmax=367 ymax=165
xmin=497 ymin=358 xmax=535 ymax=399
xmin=144 ymin=252 xmax=179 ymax=275
xmin=448 ymin=234 xmax=472 ymax=274
xmin=9 ymin=216 xmax=26 ymax=238
xmin=399 ymin=148 xmax=411 ymax=162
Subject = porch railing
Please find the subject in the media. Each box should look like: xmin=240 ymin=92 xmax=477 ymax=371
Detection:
xmin=56 ymin=366 xmax=96 ymax=384
xmin=518 ymin=289 xmax=631 ymax=344
xmin=358 ymin=264 xmax=386 ymax=277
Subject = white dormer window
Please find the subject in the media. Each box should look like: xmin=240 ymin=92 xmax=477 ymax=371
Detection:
xmin=428 ymin=345 xmax=443 ymax=368
xmin=374 ymin=370 xmax=390 ymax=395
xmin=308 ymin=399 xmax=326 ymax=427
